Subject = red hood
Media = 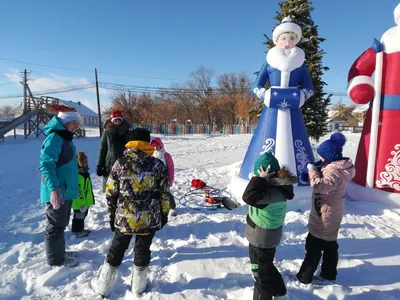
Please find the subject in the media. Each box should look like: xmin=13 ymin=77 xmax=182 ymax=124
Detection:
xmin=150 ymin=137 xmax=164 ymax=149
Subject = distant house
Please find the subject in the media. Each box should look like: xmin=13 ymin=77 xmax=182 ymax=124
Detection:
xmin=60 ymin=100 xmax=99 ymax=127
xmin=352 ymin=104 xmax=369 ymax=126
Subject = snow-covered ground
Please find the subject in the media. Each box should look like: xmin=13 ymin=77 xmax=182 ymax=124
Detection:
xmin=0 ymin=130 xmax=399 ymax=300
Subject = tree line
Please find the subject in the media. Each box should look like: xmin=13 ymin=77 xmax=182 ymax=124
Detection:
xmin=103 ymin=67 xmax=261 ymax=129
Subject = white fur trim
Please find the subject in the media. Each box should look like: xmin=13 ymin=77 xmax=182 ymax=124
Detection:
xmin=57 ymin=111 xmax=81 ymax=125
xmin=347 ymin=75 xmax=374 ymax=93
xmin=263 ymin=88 xmax=271 ymax=107
xmin=272 ymin=17 xmax=302 ymax=45
xmin=266 ymin=47 xmax=305 ymax=72
xmin=395 ymin=3 xmax=400 ymax=25
xmin=111 ymin=116 xmax=123 ymax=122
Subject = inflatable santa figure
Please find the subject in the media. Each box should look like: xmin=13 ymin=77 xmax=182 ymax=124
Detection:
xmin=346 ymin=3 xmax=400 ymax=207
xmin=238 ymin=17 xmax=315 ymax=185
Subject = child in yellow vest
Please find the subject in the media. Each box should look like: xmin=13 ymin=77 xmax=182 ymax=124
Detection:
xmin=72 ymin=152 xmax=95 ymax=238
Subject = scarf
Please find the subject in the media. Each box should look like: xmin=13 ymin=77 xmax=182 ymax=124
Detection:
xmin=125 ymin=141 xmax=154 ymax=155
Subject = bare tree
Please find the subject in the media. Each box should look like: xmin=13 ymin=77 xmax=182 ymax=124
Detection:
xmin=0 ymin=104 xmax=19 ymax=118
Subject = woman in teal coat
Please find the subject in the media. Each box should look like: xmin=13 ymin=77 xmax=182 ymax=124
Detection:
xmin=40 ymin=111 xmax=80 ymax=267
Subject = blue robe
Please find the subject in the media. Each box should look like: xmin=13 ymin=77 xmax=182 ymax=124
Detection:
xmin=239 ymin=46 xmax=315 ymax=186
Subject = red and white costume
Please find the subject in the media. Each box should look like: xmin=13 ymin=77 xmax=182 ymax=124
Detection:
xmin=347 ymin=3 xmax=400 ymax=207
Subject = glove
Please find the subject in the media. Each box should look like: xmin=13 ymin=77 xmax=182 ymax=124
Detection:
xmin=299 ymin=90 xmax=306 ymax=107
xmin=254 ymin=87 xmax=266 ymax=99
xmin=258 ymin=165 xmax=275 ymax=179
xmin=107 ymin=200 xmax=117 ymax=232
xmin=109 ymin=214 xmax=115 ymax=232
xmin=96 ymin=165 xmax=103 ymax=177
xmin=307 ymin=163 xmax=316 ymax=171
xmin=50 ymin=188 xmax=63 ymax=210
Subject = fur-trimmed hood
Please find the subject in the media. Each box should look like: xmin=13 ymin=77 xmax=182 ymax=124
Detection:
xmin=265 ymin=167 xmax=298 ymax=200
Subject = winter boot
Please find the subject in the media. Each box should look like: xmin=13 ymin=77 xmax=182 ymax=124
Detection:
xmin=169 ymin=209 xmax=177 ymax=217
xmin=73 ymin=229 xmax=91 ymax=238
xmin=91 ymin=261 xmax=118 ymax=297
xmin=131 ymin=265 xmax=148 ymax=294
xmin=62 ymin=251 xmax=79 ymax=267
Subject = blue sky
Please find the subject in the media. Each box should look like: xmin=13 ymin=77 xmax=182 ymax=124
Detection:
xmin=0 ymin=0 xmax=398 ymax=111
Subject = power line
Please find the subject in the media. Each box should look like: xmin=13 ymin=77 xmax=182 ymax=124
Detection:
xmin=0 ymin=57 xmax=184 ymax=81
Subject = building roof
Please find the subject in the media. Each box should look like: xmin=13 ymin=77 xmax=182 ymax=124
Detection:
xmin=60 ymin=100 xmax=97 ymax=117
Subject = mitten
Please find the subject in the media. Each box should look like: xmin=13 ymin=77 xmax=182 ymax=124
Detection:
xmin=50 ymin=188 xmax=63 ymax=210
xmin=96 ymin=165 xmax=103 ymax=177
xmin=109 ymin=214 xmax=115 ymax=232
xmin=307 ymin=163 xmax=316 ymax=171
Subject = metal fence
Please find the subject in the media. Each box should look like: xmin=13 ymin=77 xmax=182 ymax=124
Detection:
xmin=131 ymin=124 xmax=256 ymax=135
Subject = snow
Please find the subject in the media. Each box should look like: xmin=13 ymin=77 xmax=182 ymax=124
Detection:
xmin=0 ymin=131 xmax=400 ymax=299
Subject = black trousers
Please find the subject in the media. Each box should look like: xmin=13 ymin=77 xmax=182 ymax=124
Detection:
xmin=44 ymin=200 xmax=72 ymax=266
xmin=296 ymin=232 xmax=339 ymax=284
xmin=249 ymin=244 xmax=286 ymax=300
xmin=71 ymin=209 xmax=89 ymax=233
xmin=168 ymin=192 xmax=176 ymax=210
xmin=106 ymin=229 xmax=156 ymax=268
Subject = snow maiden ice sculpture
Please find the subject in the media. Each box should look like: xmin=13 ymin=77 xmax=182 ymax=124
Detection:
xmin=346 ymin=3 xmax=400 ymax=207
xmin=231 ymin=17 xmax=315 ymax=196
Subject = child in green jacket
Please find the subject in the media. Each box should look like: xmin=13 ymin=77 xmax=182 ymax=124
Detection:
xmin=243 ymin=152 xmax=298 ymax=300
xmin=72 ymin=152 xmax=95 ymax=238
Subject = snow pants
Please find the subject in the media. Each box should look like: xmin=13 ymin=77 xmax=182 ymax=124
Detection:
xmin=44 ymin=200 xmax=72 ymax=266
xmin=296 ymin=232 xmax=339 ymax=284
xmin=71 ymin=209 xmax=89 ymax=233
xmin=106 ymin=229 xmax=155 ymax=268
xmin=249 ymin=244 xmax=287 ymax=300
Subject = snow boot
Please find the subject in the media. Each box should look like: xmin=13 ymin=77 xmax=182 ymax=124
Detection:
xmin=62 ymin=251 xmax=79 ymax=267
xmin=169 ymin=209 xmax=177 ymax=217
xmin=91 ymin=261 xmax=118 ymax=297
xmin=73 ymin=229 xmax=91 ymax=238
xmin=131 ymin=265 xmax=148 ymax=294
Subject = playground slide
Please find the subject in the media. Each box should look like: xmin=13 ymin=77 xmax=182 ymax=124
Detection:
xmin=0 ymin=110 xmax=37 ymax=138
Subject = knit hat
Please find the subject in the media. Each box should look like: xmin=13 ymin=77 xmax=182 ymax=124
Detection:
xmin=110 ymin=110 xmax=123 ymax=122
xmin=253 ymin=152 xmax=280 ymax=176
xmin=57 ymin=111 xmax=81 ymax=125
xmin=317 ymin=132 xmax=347 ymax=162
xmin=272 ymin=17 xmax=302 ymax=45
xmin=129 ymin=128 xmax=151 ymax=143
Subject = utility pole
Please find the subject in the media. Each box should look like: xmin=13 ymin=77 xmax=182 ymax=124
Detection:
xmin=95 ymin=68 xmax=103 ymax=137
xmin=20 ymin=69 xmax=30 ymax=138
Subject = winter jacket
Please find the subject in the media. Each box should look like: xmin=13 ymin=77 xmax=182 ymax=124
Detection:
xmin=97 ymin=119 xmax=130 ymax=177
xmin=106 ymin=141 xmax=170 ymax=234
xmin=71 ymin=166 xmax=95 ymax=210
xmin=307 ymin=158 xmax=355 ymax=241
xmin=40 ymin=117 xmax=78 ymax=203
xmin=243 ymin=170 xmax=298 ymax=248
xmin=151 ymin=137 xmax=174 ymax=183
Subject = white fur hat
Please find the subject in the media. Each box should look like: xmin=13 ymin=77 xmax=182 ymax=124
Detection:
xmin=57 ymin=111 xmax=81 ymax=125
xmin=272 ymin=17 xmax=302 ymax=45
xmin=395 ymin=3 xmax=400 ymax=25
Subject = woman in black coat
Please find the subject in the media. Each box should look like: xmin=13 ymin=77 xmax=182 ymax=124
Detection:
xmin=96 ymin=110 xmax=130 ymax=191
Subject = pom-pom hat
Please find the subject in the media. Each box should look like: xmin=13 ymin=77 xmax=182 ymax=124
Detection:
xmin=272 ymin=17 xmax=302 ymax=45
xmin=317 ymin=132 xmax=347 ymax=162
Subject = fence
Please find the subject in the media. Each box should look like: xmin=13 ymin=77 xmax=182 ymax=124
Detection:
xmin=338 ymin=126 xmax=363 ymax=133
xmin=131 ymin=124 xmax=256 ymax=135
